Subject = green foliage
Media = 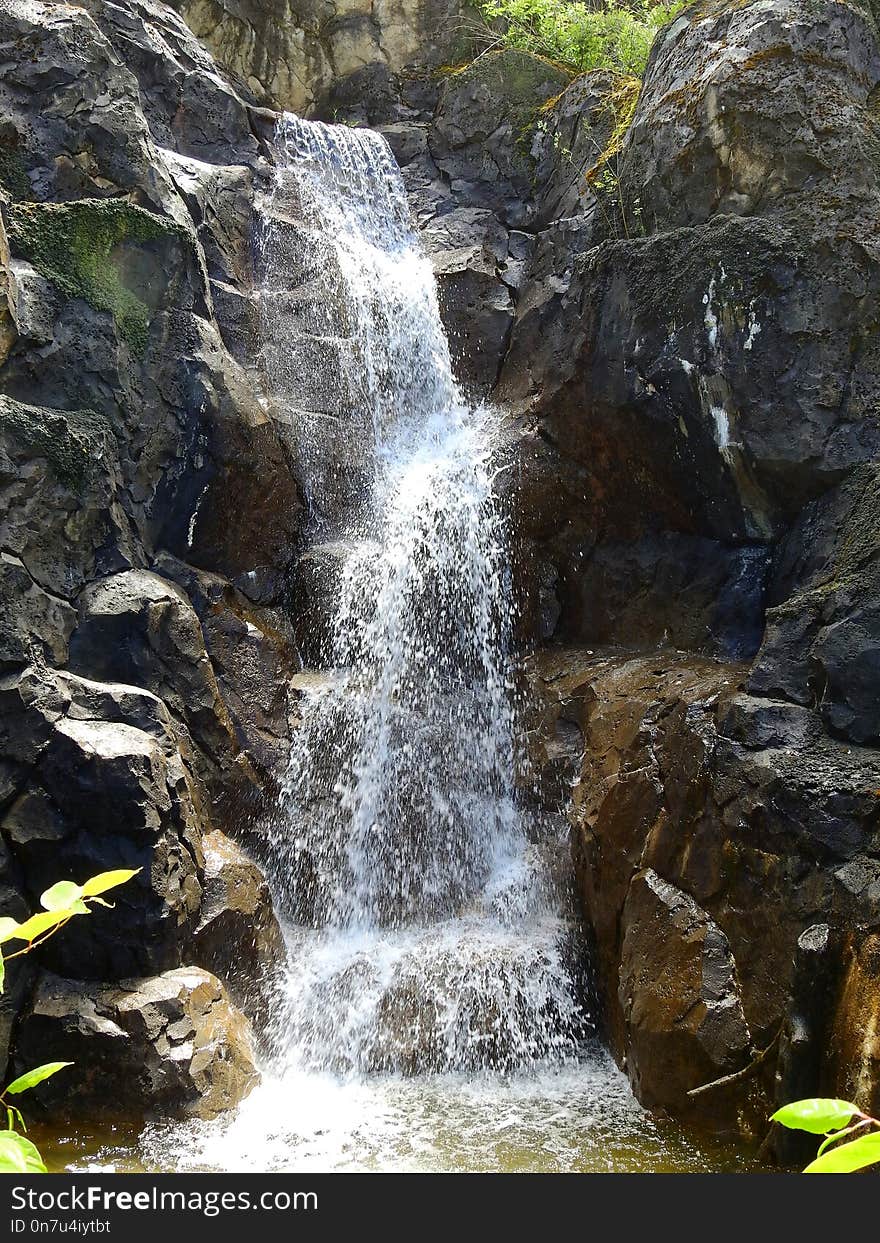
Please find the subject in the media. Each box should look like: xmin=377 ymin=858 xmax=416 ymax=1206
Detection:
xmin=0 ymin=1131 xmax=47 ymax=1174
xmin=6 ymin=198 xmax=178 ymax=355
xmin=479 ymin=0 xmax=685 ymax=76
xmin=773 ymin=1097 xmax=880 ymax=1174
xmin=4 ymin=1063 xmax=73 ymax=1096
xmin=770 ymin=1098 xmax=858 ymax=1135
xmin=0 ymin=868 xmax=138 ymax=959
xmin=0 ymin=868 xmax=138 ymax=1174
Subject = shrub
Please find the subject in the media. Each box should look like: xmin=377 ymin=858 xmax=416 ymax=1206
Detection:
xmin=479 ymin=0 xmax=685 ymax=77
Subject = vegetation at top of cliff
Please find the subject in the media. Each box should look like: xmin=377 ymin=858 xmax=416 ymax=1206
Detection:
xmin=478 ymin=0 xmax=685 ymax=76
xmin=6 ymin=199 xmax=178 ymax=356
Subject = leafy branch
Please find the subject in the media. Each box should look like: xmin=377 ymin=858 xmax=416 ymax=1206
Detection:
xmin=771 ymin=1098 xmax=880 ymax=1173
xmin=0 ymin=868 xmax=139 ymax=1174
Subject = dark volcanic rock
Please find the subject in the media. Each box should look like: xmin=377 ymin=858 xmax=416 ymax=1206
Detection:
xmin=749 ymin=462 xmax=880 ymax=745
xmin=2 ymin=666 xmax=205 ymax=981
xmin=430 ymin=51 xmax=572 ymax=229
xmin=500 ymin=0 xmax=880 ymax=656
xmin=530 ymin=648 xmax=880 ymax=1136
xmin=15 ymin=967 xmax=257 ymax=1121
xmin=0 ymin=0 xmax=297 ymax=1106
xmin=191 ymin=829 xmax=285 ymax=1027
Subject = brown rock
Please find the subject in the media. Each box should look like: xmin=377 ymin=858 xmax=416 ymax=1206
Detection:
xmin=192 ymin=830 xmax=285 ymax=1028
xmin=619 ymin=868 xmax=751 ymax=1111
xmin=15 ymin=968 xmax=258 ymax=1122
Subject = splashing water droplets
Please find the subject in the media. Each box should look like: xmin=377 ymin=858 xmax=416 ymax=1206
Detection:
xmin=255 ymin=115 xmax=591 ymax=1079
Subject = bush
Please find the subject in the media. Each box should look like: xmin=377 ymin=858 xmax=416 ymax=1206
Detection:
xmin=479 ymin=0 xmax=685 ymax=77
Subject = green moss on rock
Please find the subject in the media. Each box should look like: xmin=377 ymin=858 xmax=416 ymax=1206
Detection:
xmin=0 ymin=143 xmax=31 ymax=202
xmin=0 ymin=396 xmax=111 ymax=493
xmin=7 ymin=198 xmax=179 ymax=355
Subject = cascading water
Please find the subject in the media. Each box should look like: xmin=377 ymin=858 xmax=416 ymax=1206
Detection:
xmin=260 ymin=115 xmax=588 ymax=1078
xmin=128 ymin=117 xmax=732 ymax=1173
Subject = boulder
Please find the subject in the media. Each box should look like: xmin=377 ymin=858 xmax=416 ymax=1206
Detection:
xmin=619 ymin=869 xmax=751 ymax=1113
xmin=529 ymin=648 xmax=880 ymax=1135
xmin=191 ymin=830 xmax=285 ymax=1027
xmin=14 ymin=968 xmax=257 ymax=1121
xmin=0 ymin=663 xmax=211 ymax=981
xmin=68 ymin=569 xmax=241 ymax=782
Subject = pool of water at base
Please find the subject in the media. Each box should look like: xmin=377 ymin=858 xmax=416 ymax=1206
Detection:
xmin=34 ymin=1048 xmax=760 ymax=1174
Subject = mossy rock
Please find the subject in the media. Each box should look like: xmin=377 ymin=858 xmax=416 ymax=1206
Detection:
xmin=0 ymin=395 xmax=112 ymax=494
xmin=446 ymin=48 xmax=572 ymax=141
xmin=0 ymin=143 xmax=31 ymax=202
xmin=6 ymin=199 xmax=180 ymax=355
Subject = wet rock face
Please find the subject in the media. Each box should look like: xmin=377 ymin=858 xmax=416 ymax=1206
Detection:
xmin=529 ymin=649 xmax=880 ymax=1136
xmin=499 ymin=0 xmax=880 ymax=657
xmin=0 ymin=0 xmax=296 ymax=1120
xmin=15 ymin=968 xmax=258 ymax=1122
xmin=191 ymin=830 xmax=286 ymax=1028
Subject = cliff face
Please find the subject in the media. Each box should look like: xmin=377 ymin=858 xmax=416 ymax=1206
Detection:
xmin=0 ymin=0 xmax=295 ymax=1119
xmin=500 ymin=0 xmax=880 ymax=1145
xmin=2 ymin=0 xmax=880 ymax=1147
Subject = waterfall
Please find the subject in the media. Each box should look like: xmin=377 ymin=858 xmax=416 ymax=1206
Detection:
xmin=258 ymin=116 xmax=589 ymax=1077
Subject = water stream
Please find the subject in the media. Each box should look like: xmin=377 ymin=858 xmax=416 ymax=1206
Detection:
xmin=47 ymin=118 xmax=752 ymax=1173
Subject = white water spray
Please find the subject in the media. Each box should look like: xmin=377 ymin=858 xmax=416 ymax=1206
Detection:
xmin=258 ymin=115 xmax=588 ymax=1077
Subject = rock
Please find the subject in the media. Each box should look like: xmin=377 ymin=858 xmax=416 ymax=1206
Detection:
xmin=191 ymin=830 xmax=285 ymax=1026
xmin=826 ymin=931 xmax=880 ymax=1118
xmin=0 ymin=395 xmax=138 ymax=603
xmin=499 ymin=0 xmax=880 ymax=656
xmin=430 ymin=50 xmax=572 ymax=228
xmin=0 ymin=552 xmax=76 ymax=670
xmin=749 ymin=463 xmax=880 ymax=745
xmin=529 ymin=648 xmax=880 ymax=1134
xmin=619 ymin=869 xmax=751 ymax=1114
xmin=68 ymin=569 xmax=242 ymax=789
xmin=155 ymin=554 xmax=298 ymax=784
xmin=5 ymin=691 xmax=204 ymax=980
xmin=422 ymin=206 xmax=517 ymax=400
xmin=552 ymin=533 xmax=769 ymax=659
xmin=14 ymin=968 xmax=257 ymax=1121
xmin=530 ymin=70 xmax=617 ymax=226
xmin=165 ymin=0 xmax=477 ymax=115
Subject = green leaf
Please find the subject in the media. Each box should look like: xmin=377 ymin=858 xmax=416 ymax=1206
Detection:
xmin=39 ymin=880 xmax=83 ymax=912
xmin=805 ymin=1131 xmax=880 ymax=1173
xmin=4 ymin=1061 xmax=72 ymax=1096
xmin=0 ymin=918 xmax=21 ymax=944
xmin=7 ymin=908 xmax=83 ymax=943
xmin=0 ymin=1129 xmax=47 ymax=1173
xmin=80 ymin=868 xmax=140 ymax=897
xmin=771 ymin=1098 xmax=859 ymax=1135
